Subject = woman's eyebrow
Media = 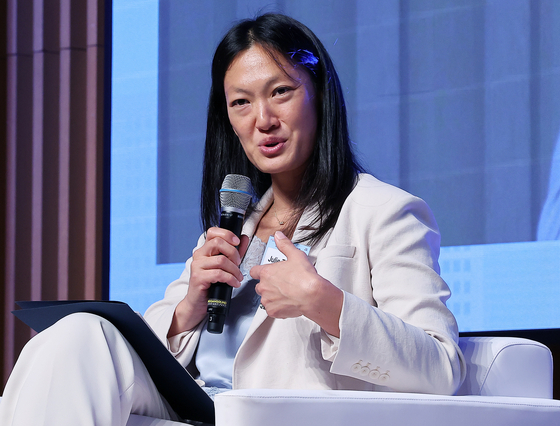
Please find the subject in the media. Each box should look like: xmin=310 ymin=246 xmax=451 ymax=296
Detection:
xmin=226 ymin=75 xmax=288 ymax=96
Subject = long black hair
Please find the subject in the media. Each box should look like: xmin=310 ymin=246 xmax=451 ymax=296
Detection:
xmin=201 ymin=13 xmax=364 ymax=244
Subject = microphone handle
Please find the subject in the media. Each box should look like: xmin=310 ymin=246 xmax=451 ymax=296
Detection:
xmin=206 ymin=210 xmax=244 ymax=334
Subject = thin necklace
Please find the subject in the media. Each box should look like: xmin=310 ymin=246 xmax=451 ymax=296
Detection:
xmin=273 ymin=204 xmax=285 ymax=225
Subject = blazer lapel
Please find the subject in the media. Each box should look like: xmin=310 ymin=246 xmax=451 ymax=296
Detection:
xmin=292 ymin=204 xmax=330 ymax=266
xmin=240 ymin=188 xmax=273 ymax=242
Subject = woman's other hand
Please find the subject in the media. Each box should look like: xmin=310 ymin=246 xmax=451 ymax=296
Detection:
xmin=250 ymin=231 xmax=343 ymax=337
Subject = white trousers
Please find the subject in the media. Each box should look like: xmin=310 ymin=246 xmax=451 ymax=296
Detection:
xmin=0 ymin=313 xmax=183 ymax=426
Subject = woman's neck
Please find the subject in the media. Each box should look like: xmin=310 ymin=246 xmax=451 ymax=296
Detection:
xmin=253 ymin=176 xmax=302 ymax=242
xmin=270 ymin=173 xmax=303 ymax=210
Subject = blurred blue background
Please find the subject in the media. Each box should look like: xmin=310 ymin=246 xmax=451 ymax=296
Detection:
xmin=110 ymin=0 xmax=560 ymax=332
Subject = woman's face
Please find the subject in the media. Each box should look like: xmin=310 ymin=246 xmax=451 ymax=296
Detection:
xmin=224 ymin=44 xmax=318 ymax=181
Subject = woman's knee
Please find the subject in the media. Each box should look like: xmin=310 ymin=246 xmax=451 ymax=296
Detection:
xmin=27 ymin=312 xmax=124 ymax=357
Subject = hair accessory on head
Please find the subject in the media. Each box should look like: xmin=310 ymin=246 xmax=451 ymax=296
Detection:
xmin=289 ymin=49 xmax=319 ymax=72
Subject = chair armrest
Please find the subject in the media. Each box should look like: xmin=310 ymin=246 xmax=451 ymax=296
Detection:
xmin=215 ymin=389 xmax=560 ymax=426
xmin=458 ymin=336 xmax=553 ymax=398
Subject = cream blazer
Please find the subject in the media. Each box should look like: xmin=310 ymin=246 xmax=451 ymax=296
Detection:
xmin=144 ymin=174 xmax=466 ymax=395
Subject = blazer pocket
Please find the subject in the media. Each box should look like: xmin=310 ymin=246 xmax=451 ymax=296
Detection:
xmin=316 ymin=244 xmax=356 ymax=260
xmin=315 ymin=245 xmax=357 ymax=292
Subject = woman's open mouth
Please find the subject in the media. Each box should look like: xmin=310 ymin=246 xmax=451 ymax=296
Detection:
xmin=259 ymin=139 xmax=286 ymax=155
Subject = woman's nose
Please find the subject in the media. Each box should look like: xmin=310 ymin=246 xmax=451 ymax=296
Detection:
xmin=255 ymin=101 xmax=279 ymax=131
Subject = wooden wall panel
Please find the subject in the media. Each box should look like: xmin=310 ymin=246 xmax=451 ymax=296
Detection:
xmin=2 ymin=0 xmax=106 ymax=389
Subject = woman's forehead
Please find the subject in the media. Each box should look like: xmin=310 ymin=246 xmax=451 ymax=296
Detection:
xmin=224 ymin=44 xmax=312 ymax=89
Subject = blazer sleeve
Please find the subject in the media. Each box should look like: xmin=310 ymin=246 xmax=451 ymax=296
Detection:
xmin=322 ymin=184 xmax=466 ymax=395
xmin=143 ymin=234 xmax=207 ymax=368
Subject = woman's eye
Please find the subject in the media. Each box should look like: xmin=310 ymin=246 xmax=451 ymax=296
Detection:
xmin=274 ymin=86 xmax=292 ymax=96
xmin=231 ymin=99 xmax=248 ymax=107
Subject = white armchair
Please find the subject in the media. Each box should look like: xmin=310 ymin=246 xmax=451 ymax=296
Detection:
xmin=127 ymin=336 xmax=560 ymax=426
xmin=2 ymin=336 xmax=555 ymax=425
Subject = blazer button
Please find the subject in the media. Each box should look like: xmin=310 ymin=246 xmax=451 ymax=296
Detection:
xmin=360 ymin=364 xmax=371 ymax=376
xmin=379 ymin=372 xmax=390 ymax=383
xmin=369 ymin=367 xmax=381 ymax=380
xmin=351 ymin=361 xmax=363 ymax=373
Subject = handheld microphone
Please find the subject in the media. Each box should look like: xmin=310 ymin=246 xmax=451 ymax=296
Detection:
xmin=206 ymin=174 xmax=253 ymax=334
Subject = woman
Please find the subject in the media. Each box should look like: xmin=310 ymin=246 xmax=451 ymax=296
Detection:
xmin=0 ymin=13 xmax=465 ymax=426
xmin=146 ymin=13 xmax=465 ymax=393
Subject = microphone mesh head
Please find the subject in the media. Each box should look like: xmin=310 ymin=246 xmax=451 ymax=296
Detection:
xmin=219 ymin=174 xmax=252 ymax=212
